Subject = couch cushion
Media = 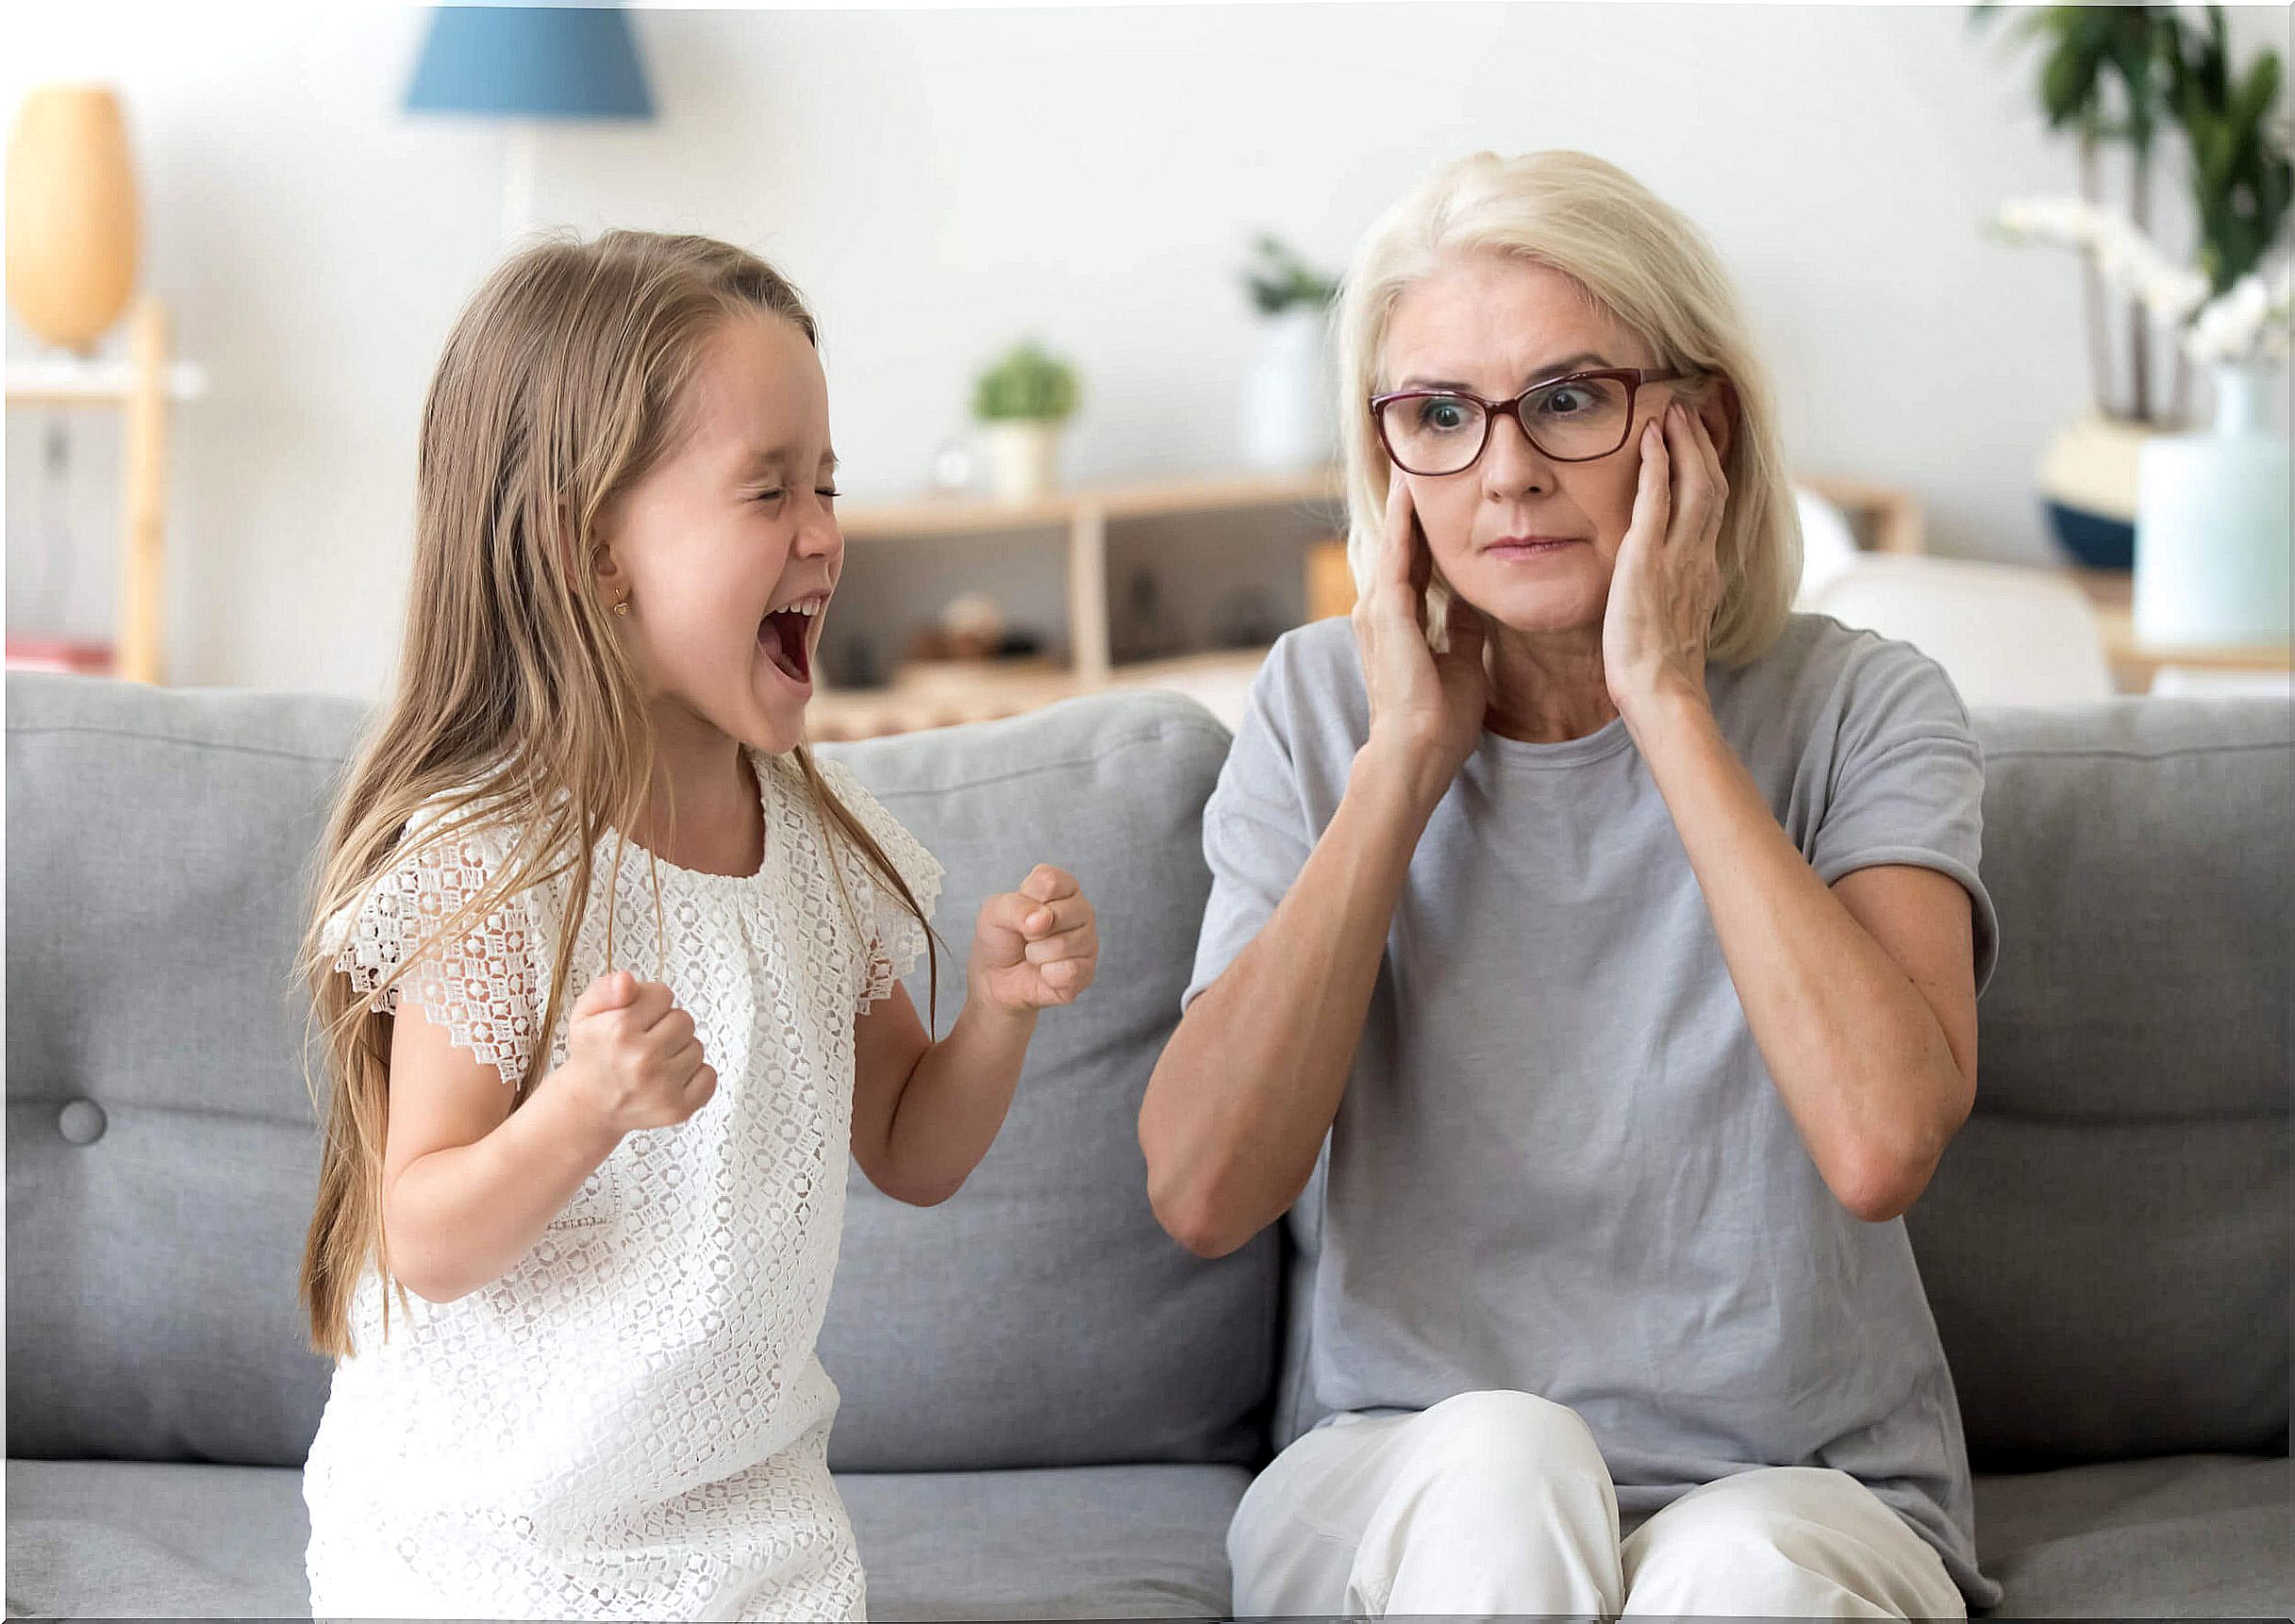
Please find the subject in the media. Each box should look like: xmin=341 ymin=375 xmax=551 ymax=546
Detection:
xmin=7 ymin=674 xmax=359 ymax=1465
xmin=3 ymin=1458 xmax=1245 ymax=1618
xmin=4 ymin=1459 xmax=316 ymax=1616
xmin=815 ymin=695 xmax=1277 ymax=1470
xmin=1908 ymin=699 xmax=2291 ymax=1466
xmin=1975 ymin=1453 xmax=2294 ymax=1615
xmin=6 ymin=672 xmax=1278 ymax=1474
xmin=840 ymin=1464 xmax=1245 ymax=1618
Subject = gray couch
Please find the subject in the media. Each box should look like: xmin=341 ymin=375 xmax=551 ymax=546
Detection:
xmin=6 ymin=667 xmax=2288 ymax=1618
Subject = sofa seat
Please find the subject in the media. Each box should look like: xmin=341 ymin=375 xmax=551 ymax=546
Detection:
xmin=14 ymin=1452 xmax=2287 ymax=1617
xmin=3 ymin=1458 xmax=1248 ymax=1619
xmin=1975 ymin=1452 xmax=2292 ymax=1615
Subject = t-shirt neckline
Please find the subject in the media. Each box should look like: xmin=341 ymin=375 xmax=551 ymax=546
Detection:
xmin=1473 ymin=711 xmax=1637 ymax=770
xmin=595 ymin=745 xmax=779 ymax=890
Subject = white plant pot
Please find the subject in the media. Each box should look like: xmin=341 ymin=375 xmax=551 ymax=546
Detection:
xmin=983 ymin=421 xmax=1062 ymax=501
xmin=2134 ymin=361 xmax=2291 ymax=647
xmin=1239 ymin=307 xmax=1335 ymax=472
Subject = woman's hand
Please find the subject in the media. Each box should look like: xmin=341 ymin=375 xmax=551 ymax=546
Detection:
xmin=1355 ymin=477 xmax=1488 ymax=808
xmin=971 ymin=864 xmax=1097 ymax=1012
xmin=1605 ymin=399 xmax=1726 ymax=718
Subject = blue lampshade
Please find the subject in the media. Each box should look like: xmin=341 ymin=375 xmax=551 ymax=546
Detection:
xmin=405 ymin=5 xmax=655 ymax=121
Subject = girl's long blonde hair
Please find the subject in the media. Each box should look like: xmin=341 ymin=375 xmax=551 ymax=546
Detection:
xmin=297 ymin=229 xmax=935 ymax=1360
xmin=1335 ymin=150 xmax=1802 ymax=667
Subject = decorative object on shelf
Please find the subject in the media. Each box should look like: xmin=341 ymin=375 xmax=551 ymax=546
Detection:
xmin=404 ymin=3 xmax=656 ymax=241
xmin=7 ymin=84 xmax=138 ymax=349
xmin=1978 ymin=4 xmax=2290 ymax=568
xmin=2136 ymin=356 xmax=2290 ymax=644
xmin=5 ymin=83 xmax=200 ymax=685
xmin=929 ymin=433 xmax=979 ymax=495
xmin=1239 ymin=233 xmax=1340 ymax=472
xmin=940 ymin=593 xmax=1006 ymax=660
xmin=973 ymin=340 xmax=1078 ymax=501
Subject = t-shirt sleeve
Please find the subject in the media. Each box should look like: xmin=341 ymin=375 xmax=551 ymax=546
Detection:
xmin=322 ymin=812 xmax=543 ymax=1087
xmin=1808 ymin=639 xmax=2001 ymax=997
xmin=1182 ymin=643 xmax=1322 ymax=1014
xmin=814 ymin=755 xmax=946 ymax=1013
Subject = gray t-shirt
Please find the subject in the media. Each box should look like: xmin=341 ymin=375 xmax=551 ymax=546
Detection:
xmin=1182 ymin=611 xmax=2003 ymax=1608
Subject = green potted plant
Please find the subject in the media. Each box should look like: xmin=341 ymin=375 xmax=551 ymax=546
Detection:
xmin=973 ymin=340 xmax=1079 ymax=501
xmin=1239 ymin=233 xmax=1341 ymax=472
xmin=1976 ymin=4 xmax=2290 ymax=572
xmin=1983 ymin=5 xmax=2289 ymax=644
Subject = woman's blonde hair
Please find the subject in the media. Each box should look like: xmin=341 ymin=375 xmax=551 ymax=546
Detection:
xmin=1335 ymin=150 xmax=1801 ymax=667
xmin=295 ymin=229 xmax=936 ymax=1360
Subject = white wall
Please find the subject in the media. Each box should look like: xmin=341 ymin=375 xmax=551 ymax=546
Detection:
xmin=8 ymin=2 xmax=2287 ymax=696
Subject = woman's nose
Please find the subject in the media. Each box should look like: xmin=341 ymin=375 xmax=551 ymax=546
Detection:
xmin=1479 ymin=408 xmax=1555 ymax=497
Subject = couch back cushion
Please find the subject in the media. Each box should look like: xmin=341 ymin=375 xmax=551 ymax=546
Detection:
xmin=6 ymin=673 xmax=1277 ymax=1470
xmin=1905 ymin=698 xmax=2289 ymax=1465
xmin=7 ymin=674 xmax=359 ymax=1465
xmin=813 ymin=697 xmax=1274 ymax=1469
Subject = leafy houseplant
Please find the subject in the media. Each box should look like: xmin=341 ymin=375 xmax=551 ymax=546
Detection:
xmin=973 ymin=341 xmax=1079 ymax=425
xmin=1243 ymin=233 xmax=1340 ymax=316
xmin=1239 ymin=233 xmax=1341 ymax=471
xmin=1978 ymin=4 xmax=2290 ymax=569
xmin=972 ymin=341 xmax=1078 ymax=501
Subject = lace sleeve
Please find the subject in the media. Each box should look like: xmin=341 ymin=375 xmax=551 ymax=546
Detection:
xmin=323 ymin=811 xmax=542 ymax=1087
xmin=815 ymin=756 xmax=945 ymax=1012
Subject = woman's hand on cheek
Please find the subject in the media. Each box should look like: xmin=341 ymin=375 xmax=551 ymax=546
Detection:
xmin=1355 ymin=477 xmax=1490 ymax=807
xmin=1604 ymin=400 xmax=1726 ymax=718
xmin=970 ymin=864 xmax=1098 ymax=1014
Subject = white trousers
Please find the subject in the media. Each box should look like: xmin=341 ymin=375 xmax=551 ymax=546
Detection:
xmin=1227 ymin=1391 xmax=1967 ymax=1619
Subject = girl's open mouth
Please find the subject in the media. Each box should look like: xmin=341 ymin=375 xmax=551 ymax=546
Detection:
xmin=760 ymin=608 xmax=814 ymax=687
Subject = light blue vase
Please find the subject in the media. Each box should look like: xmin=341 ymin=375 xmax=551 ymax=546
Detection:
xmin=2134 ymin=361 xmax=2291 ymax=646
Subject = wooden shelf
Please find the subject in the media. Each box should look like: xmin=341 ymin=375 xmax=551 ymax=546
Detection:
xmin=6 ymin=356 xmax=209 ymax=406
xmin=2070 ymin=568 xmax=2292 ymax=688
xmin=1800 ymin=473 xmax=1924 ymax=555
xmin=836 ymin=467 xmax=1340 ymax=540
xmin=828 ymin=467 xmax=1339 ymax=703
xmin=2 ymin=299 xmax=188 ymax=684
xmin=807 ymin=648 xmax=1270 ymax=741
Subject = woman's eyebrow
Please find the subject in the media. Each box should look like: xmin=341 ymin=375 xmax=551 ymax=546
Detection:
xmin=1395 ymin=352 xmax=1611 ymax=391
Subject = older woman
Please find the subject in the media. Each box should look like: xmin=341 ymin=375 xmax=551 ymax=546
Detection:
xmin=1139 ymin=150 xmax=2001 ymax=1617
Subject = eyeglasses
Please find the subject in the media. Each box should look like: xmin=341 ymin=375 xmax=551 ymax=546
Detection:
xmin=1370 ymin=368 xmax=1689 ymax=476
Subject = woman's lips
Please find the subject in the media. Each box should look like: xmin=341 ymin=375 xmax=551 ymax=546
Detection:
xmin=1486 ymin=537 xmax=1584 ymax=559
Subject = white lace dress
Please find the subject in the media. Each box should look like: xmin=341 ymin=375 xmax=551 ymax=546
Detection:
xmin=303 ymin=749 xmax=940 ymax=1622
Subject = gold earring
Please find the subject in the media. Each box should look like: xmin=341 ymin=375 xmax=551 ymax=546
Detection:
xmin=613 ymin=596 xmax=631 ymax=617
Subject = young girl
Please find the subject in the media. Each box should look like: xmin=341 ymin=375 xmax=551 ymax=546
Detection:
xmin=296 ymin=229 xmax=1100 ymax=1622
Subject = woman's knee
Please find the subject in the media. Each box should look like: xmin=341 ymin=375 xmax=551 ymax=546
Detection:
xmin=1622 ymin=1467 xmax=1960 ymax=1616
xmin=1392 ymin=1390 xmax=1610 ymax=1503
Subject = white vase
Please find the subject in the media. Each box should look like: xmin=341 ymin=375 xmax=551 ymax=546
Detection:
xmin=2134 ymin=360 xmax=2291 ymax=647
xmin=982 ymin=421 xmax=1061 ymax=501
xmin=1239 ymin=307 xmax=1335 ymax=472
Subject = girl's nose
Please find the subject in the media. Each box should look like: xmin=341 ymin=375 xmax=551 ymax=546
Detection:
xmin=795 ymin=502 xmax=840 ymax=557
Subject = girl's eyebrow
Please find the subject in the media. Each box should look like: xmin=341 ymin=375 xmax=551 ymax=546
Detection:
xmin=735 ymin=448 xmax=839 ymax=481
